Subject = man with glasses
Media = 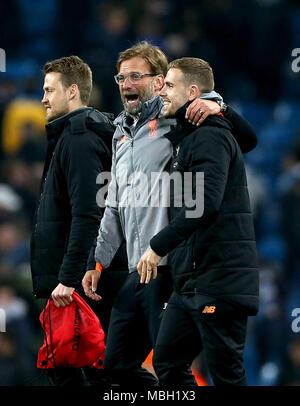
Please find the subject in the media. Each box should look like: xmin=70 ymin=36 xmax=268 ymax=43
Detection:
xmin=82 ymin=41 xmax=257 ymax=386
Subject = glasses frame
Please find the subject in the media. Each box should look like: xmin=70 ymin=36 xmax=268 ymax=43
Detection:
xmin=114 ymin=72 xmax=157 ymax=85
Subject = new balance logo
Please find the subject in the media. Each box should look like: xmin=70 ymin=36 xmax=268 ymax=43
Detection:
xmin=202 ymin=306 xmax=216 ymax=314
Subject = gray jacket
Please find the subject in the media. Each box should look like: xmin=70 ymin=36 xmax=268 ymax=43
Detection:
xmin=95 ymin=93 xmax=222 ymax=273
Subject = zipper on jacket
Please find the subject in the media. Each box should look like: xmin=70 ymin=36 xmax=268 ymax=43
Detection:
xmin=128 ymin=130 xmax=142 ymax=257
xmin=116 ymin=123 xmax=133 ymax=147
xmin=116 ymin=123 xmax=142 ymax=262
xmin=193 ymin=262 xmax=197 ymax=294
xmin=32 ymin=175 xmax=47 ymax=235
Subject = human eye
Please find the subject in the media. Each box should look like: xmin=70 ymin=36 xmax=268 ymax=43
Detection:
xmin=117 ymin=75 xmax=125 ymax=83
xmin=130 ymin=72 xmax=141 ymax=81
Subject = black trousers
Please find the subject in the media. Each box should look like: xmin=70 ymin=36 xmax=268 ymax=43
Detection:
xmin=153 ymin=291 xmax=248 ymax=386
xmin=103 ymin=269 xmax=173 ymax=386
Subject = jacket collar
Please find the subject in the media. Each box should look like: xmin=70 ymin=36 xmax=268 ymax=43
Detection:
xmin=140 ymin=94 xmax=164 ymax=121
xmin=86 ymin=111 xmax=115 ymax=155
xmin=164 ymin=101 xmax=232 ymax=146
xmin=45 ymin=107 xmax=92 ymax=141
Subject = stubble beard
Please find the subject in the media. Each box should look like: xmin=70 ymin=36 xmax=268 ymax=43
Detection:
xmin=162 ymin=104 xmax=175 ymax=119
xmin=46 ymin=104 xmax=70 ymax=122
xmin=121 ymin=82 xmax=155 ymax=116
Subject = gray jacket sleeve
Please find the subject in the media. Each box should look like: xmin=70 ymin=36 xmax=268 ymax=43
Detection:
xmin=94 ymin=149 xmax=125 ymax=268
xmin=201 ymin=90 xmax=223 ymax=102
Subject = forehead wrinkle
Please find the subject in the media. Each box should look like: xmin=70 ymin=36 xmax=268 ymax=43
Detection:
xmin=119 ymin=57 xmax=151 ymax=74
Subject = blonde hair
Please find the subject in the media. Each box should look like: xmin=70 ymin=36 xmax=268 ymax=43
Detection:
xmin=116 ymin=41 xmax=168 ymax=75
xmin=43 ymin=55 xmax=92 ymax=105
xmin=168 ymin=57 xmax=214 ymax=93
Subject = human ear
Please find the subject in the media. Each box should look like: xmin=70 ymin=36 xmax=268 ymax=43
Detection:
xmin=68 ymin=84 xmax=78 ymax=100
xmin=154 ymin=74 xmax=165 ymax=92
xmin=188 ymin=85 xmax=200 ymax=100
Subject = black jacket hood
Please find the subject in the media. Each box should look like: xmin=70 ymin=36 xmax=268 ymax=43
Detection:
xmin=164 ymin=101 xmax=233 ymax=147
xmin=46 ymin=107 xmax=115 ymax=154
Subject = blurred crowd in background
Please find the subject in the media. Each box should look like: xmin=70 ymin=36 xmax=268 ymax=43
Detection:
xmin=0 ymin=0 xmax=300 ymax=386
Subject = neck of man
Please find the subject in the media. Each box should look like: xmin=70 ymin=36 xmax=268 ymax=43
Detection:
xmin=69 ymin=103 xmax=87 ymax=113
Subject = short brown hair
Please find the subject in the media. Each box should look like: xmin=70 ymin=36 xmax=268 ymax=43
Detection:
xmin=168 ymin=57 xmax=214 ymax=93
xmin=116 ymin=41 xmax=168 ymax=76
xmin=43 ymin=55 xmax=92 ymax=105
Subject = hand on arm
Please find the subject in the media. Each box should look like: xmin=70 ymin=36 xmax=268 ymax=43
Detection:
xmin=137 ymin=248 xmax=162 ymax=284
xmin=185 ymin=99 xmax=221 ymax=126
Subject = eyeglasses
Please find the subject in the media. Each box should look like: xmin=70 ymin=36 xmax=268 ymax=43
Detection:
xmin=114 ymin=72 xmax=157 ymax=85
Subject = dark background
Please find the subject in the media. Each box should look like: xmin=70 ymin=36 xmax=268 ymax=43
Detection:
xmin=0 ymin=0 xmax=300 ymax=386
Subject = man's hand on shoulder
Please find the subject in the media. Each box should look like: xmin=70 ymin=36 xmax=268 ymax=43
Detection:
xmin=185 ymin=99 xmax=221 ymax=126
xmin=51 ymin=283 xmax=75 ymax=307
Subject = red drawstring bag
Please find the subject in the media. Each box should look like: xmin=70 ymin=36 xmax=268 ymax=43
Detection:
xmin=37 ymin=292 xmax=105 ymax=369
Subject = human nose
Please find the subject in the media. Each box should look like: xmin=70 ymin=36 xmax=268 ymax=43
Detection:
xmin=160 ymin=84 xmax=167 ymax=97
xmin=41 ymin=93 xmax=48 ymax=104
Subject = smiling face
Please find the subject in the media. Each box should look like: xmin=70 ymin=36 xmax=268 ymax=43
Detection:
xmin=118 ymin=56 xmax=159 ymax=116
xmin=41 ymin=72 xmax=70 ymax=122
xmin=160 ymin=68 xmax=193 ymax=118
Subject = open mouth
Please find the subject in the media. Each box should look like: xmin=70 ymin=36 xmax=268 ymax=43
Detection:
xmin=124 ymin=94 xmax=139 ymax=105
xmin=163 ymin=101 xmax=171 ymax=110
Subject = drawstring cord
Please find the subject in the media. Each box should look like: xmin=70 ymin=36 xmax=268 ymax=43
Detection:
xmin=48 ymin=298 xmax=57 ymax=384
xmin=39 ymin=299 xmax=58 ymax=385
xmin=28 ymin=299 xmax=56 ymax=386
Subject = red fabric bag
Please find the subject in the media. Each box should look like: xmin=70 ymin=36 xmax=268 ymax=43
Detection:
xmin=37 ymin=292 xmax=105 ymax=369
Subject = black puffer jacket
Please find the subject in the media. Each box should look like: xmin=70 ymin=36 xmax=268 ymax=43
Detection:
xmin=30 ymin=107 xmax=125 ymax=298
xmin=150 ymin=105 xmax=259 ymax=315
